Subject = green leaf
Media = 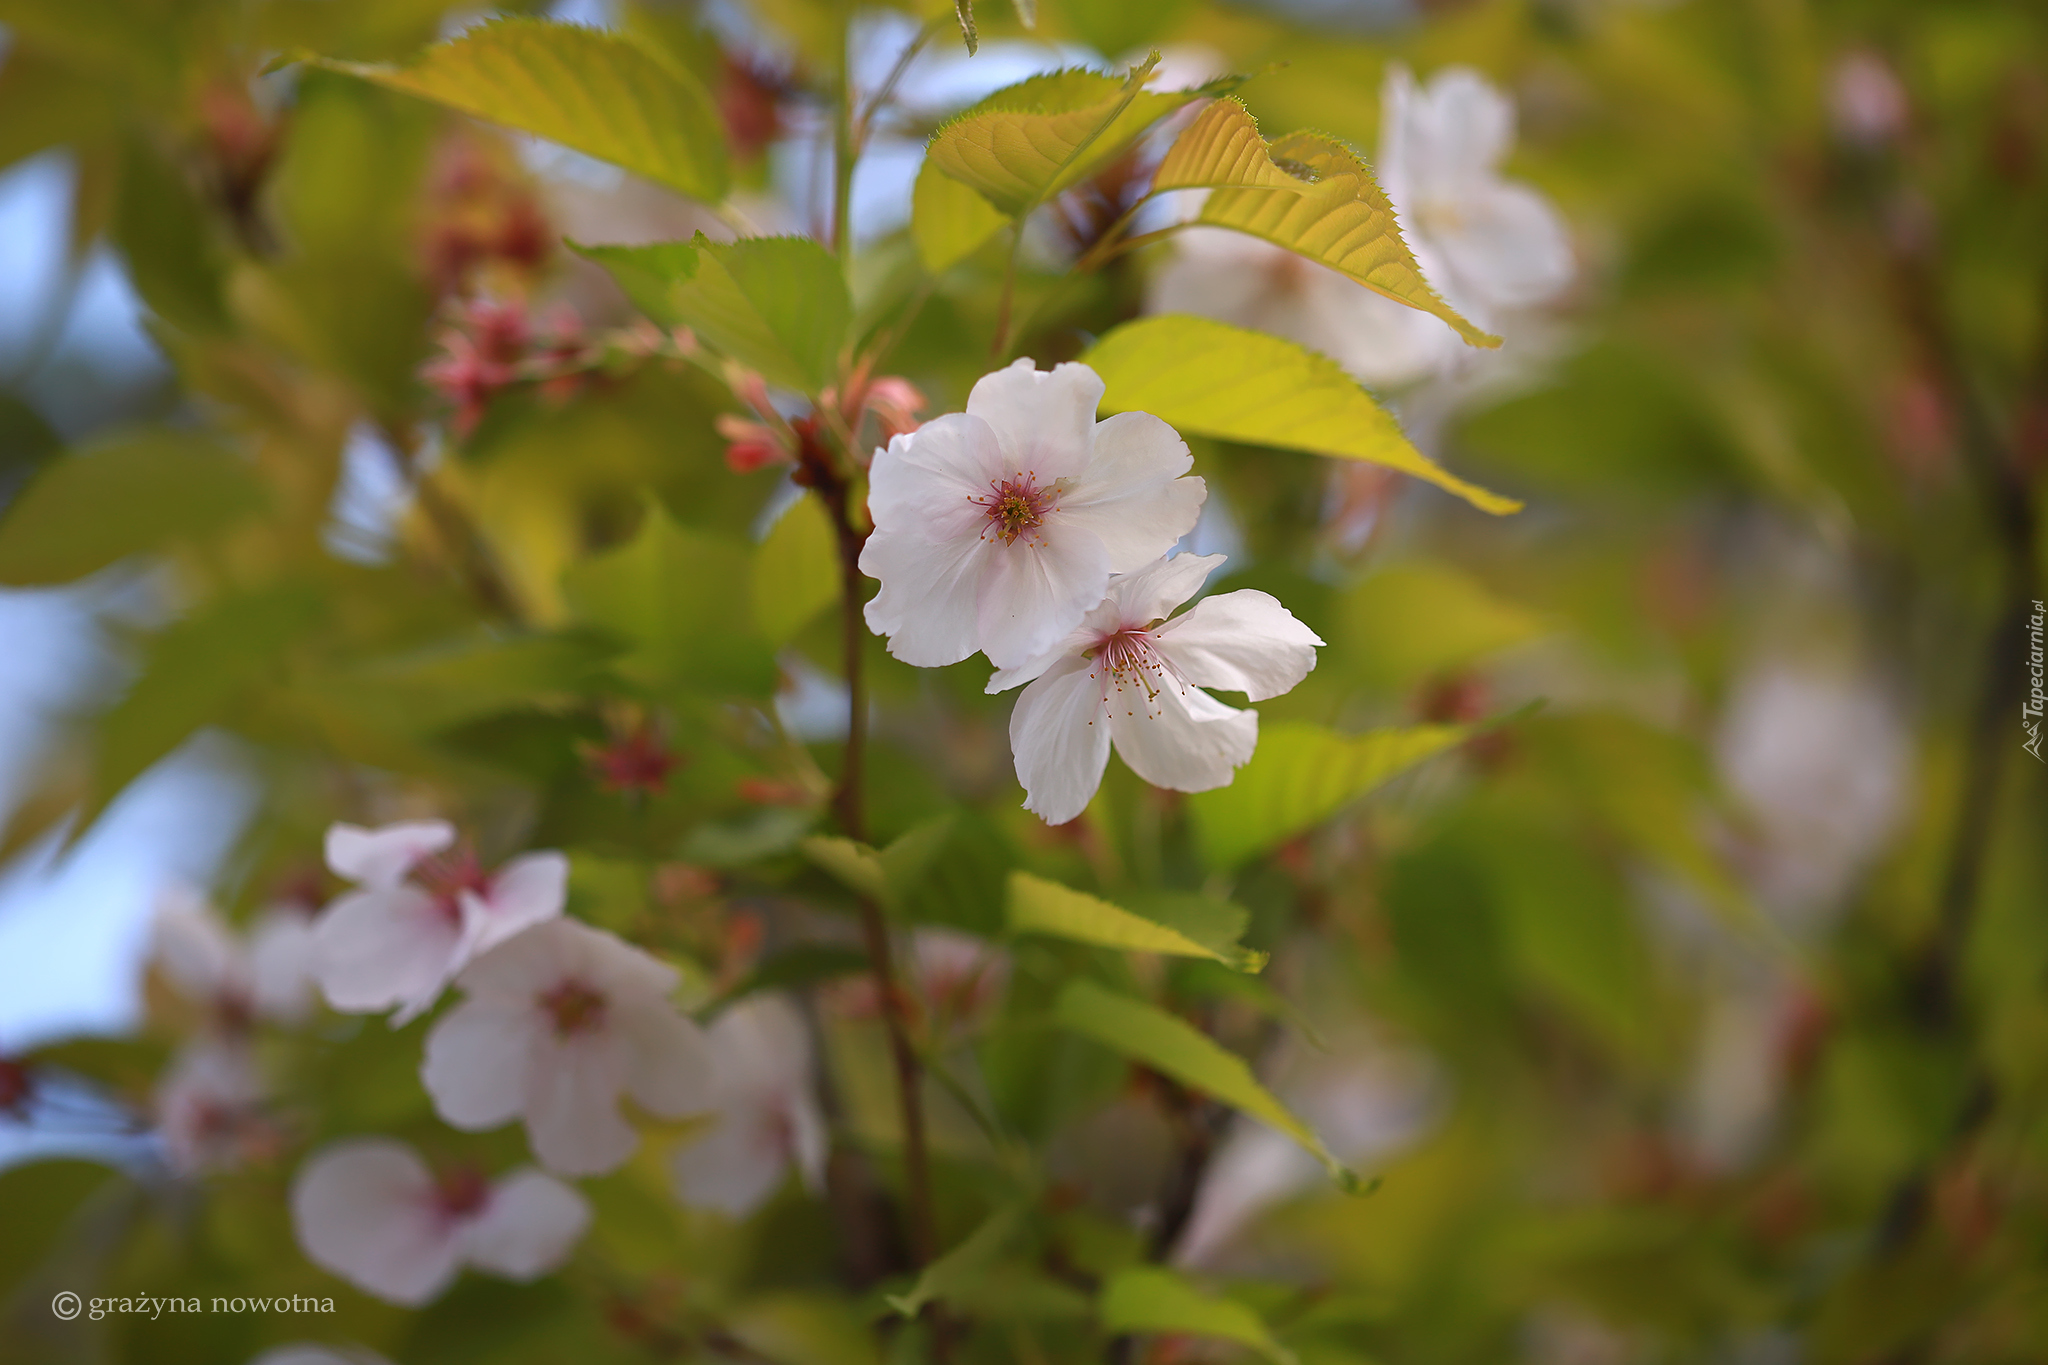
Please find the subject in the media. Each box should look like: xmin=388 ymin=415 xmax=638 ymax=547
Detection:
xmin=1196 ymin=130 xmax=1498 ymax=349
xmin=752 ymin=495 xmax=839 ymax=646
xmin=1052 ymin=979 xmax=1356 ymax=1184
xmin=886 ymin=1205 xmax=1026 ymax=1317
xmin=800 ymin=835 xmax=888 ymax=903
xmin=1082 ymin=315 xmax=1519 ymax=515
xmin=1187 ymin=720 xmax=1469 ymax=870
xmin=1007 ymin=872 xmax=1264 ymax=971
xmin=911 ymin=156 xmax=1009 ymax=274
xmin=111 ymin=134 xmax=231 ymax=334
xmin=926 ymin=58 xmax=1197 ymax=218
xmin=1099 ymin=1267 xmax=1298 ymax=1365
xmin=572 ymin=234 xmax=850 ymax=391
xmin=561 ymin=501 xmax=777 ymax=696
xmin=311 ymin=17 xmax=728 ymax=202
xmin=77 ymin=584 xmax=324 ymax=838
xmin=1152 ymin=97 xmax=1314 ymax=194
xmin=347 ymin=631 xmax=623 ymax=731
xmin=1340 ymin=561 xmax=1545 ymax=690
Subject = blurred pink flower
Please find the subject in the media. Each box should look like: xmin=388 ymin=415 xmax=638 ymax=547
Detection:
xmin=310 ymin=821 xmax=567 ymax=1027
xmin=421 ymin=919 xmax=715 ymax=1176
xmin=670 ymin=994 xmax=828 ymax=1216
xmin=987 ymin=553 xmax=1322 ymax=824
xmin=151 ymin=883 xmax=318 ymax=1027
xmin=156 ymin=1043 xmax=275 ymax=1175
xmin=291 ymin=1137 xmax=589 ymax=1306
xmin=861 ymin=359 xmax=1205 ymax=670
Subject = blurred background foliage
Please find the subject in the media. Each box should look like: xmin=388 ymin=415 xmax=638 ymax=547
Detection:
xmin=0 ymin=0 xmax=2044 ymax=1363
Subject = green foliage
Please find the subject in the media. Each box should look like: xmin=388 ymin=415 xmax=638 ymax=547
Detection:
xmin=0 ymin=430 xmax=265 ymax=585
xmin=1053 ymin=980 xmax=1356 ymax=1185
xmin=924 ymin=58 xmax=1193 ymax=218
xmin=1187 ymin=720 xmax=1470 ymax=869
xmin=752 ymin=495 xmax=839 ymax=646
xmin=910 ymin=157 xmax=1008 ymax=274
xmin=1083 ymin=315 xmax=1520 ymax=514
xmin=1007 ymin=871 xmax=1264 ymax=971
xmin=1152 ymin=97 xmax=1317 ymax=195
xmin=313 ymin=17 xmax=729 ymax=203
xmin=573 ymin=234 xmax=851 ymax=391
xmin=1099 ymin=1266 xmax=1296 ymax=1365
xmin=1194 ymin=130 xmax=1498 ymax=349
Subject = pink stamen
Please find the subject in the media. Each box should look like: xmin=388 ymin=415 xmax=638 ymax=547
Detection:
xmin=433 ymin=1165 xmax=492 ymax=1221
xmin=1086 ymin=628 xmax=1188 ymax=722
xmin=539 ymin=980 xmax=608 ymax=1037
xmin=412 ymin=847 xmax=492 ymax=926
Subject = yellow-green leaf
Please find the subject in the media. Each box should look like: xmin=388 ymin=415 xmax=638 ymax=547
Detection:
xmin=1082 ymin=315 xmax=1520 ymax=514
xmin=1197 ymin=130 xmax=1497 ymax=349
xmin=1100 ymin=1267 xmax=1297 ymax=1365
xmin=885 ymin=1205 xmax=1025 ymax=1317
xmin=926 ymin=58 xmax=1193 ymax=217
xmin=1187 ymin=720 xmax=1469 ymax=869
xmin=800 ymin=836 xmax=888 ymax=903
xmin=0 ymin=431 xmax=266 ymax=586
xmin=312 ymin=18 xmax=728 ymax=203
xmin=571 ymin=234 xmax=850 ymax=392
xmin=1341 ymin=561 xmax=1546 ymax=690
xmin=1007 ymin=872 xmax=1264 ymax=972
xmin=1053 ymin=980 xmax=1357 ymax=1186
xmin=751 ymin=496 xmax=839 ymax=646
xmin=1151 ymin=97 xmax=1314 ymax=195
xmin=911 ymin=156 xmax=1009 ymax=273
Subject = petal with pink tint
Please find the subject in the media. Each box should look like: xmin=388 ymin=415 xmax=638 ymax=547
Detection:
xmin=291 ymin=1139 xmax=459 ymax=1306
xmin=1155 ymin=589 xmax=1325 ymax=701
xmin=463 ymin=850 xmax=568 ymax=959
xmin=1055 ymin=412 xmax=1204 ymax=574
xmin=324 ymin=821 xmax=454 ymax=889
xmin=975 ymin=517 xmax=1112 ymax=670
xmin=310 ymin=886 xmax=458 ymax=1018
xmin=420 ymin=999 xmax=534 ymax=1130
xmin=457 ymin=1169 xmax=591 ymax=1279
xmin=523 ymin=1033 xmax=637 ymax=1176
xmin=1009 ymin=654 xmax=1114 ymax=825
xmin=965 ymin=359 xmax=1102 ymax=482
xmin=1108 ymin=680 xmax=1258 ymax=795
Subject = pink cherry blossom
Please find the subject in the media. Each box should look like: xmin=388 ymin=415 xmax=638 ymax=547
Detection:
xmin=670 ymin=994 xmax=827 ymax=1217
xmin=151 ymin=884 xmax=318 ymax=1027
xmin=988 ymin=554 xmax=1323 ymax=824
xmin=859 ymin=359 xmax=1206 ymax=670
xmin=310 ymin=821 xmax=566 ymax=1026
xmin=291 ymin=1137 xmax=589 ymax=1306
xmin=156 ymin=1043 xmax=276 ymax=1175
xmin=420 ymin=919 xmax=715 ymax=1177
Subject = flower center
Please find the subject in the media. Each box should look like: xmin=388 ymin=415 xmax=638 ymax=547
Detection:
xmin=971 ymin=471 xmax=1062 ymax=547
xmin=1088 ymin=628 xmax=1187 ymax=718
xmin=539 ymin=979 xmax=608 ymax=1037
xmin=434 ymin=1166 xmax=492 ymax=1220
xmin=413 ymin=847 xmax=491 ymax=925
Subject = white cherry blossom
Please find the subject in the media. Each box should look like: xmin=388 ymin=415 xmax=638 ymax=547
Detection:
xmin=155 ymin=1043 xmax=273 ymax=1175
xmin=1147 ymin=65 xmax=1573 ymax=389
xmin=421 ymin=918 xmax=715 ymax=1177
xmin=988 ymin=553 xmax=1323 ymax=824
xmin=670 ymin=994 xmax=828 ymax=1217
xmin=310 ymin=820 xmax=567 ymax=1026
xmin=151 ymin=884 xmax=319 ymax=1027
xmin=291 ymin=1137 xmax=589 ymax=1306
xmin=859 ymin=359 xmax=1206 ymax=670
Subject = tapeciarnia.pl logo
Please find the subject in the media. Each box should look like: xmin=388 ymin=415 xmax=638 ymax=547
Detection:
xmin=2025 ymin=599 xmax=2045 ymax=762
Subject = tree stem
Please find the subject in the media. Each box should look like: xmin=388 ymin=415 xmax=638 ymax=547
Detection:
xmin=818 ymin=473 xmax=939 ymax=1270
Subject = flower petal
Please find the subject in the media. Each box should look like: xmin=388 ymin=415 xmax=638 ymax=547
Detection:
xmin=670 ymin=1106 xmax=794 ymax=1217
xmin=1104 ymin=553 xmax=1226 ymax=630
xmin=1010 ymin=654 xmax=1114 ymax=825
xmin=1109 ymin=680 xmax=1258 ymax=794
xmin=464 ymin=851 xmax=568 ymax=960
xmin=150 ymin=886 xmax=240 ymax=1003
xmin=310 ymin=887 xmax=459 ymax=1018
xmin=421 ymin=999 xmax=534 ymax=1130
xmin=249 ymin=911 xmax=319 ymax=1023
xmin=291 ymin=1139 xmax=458 ymax=1307
xmin=458 ymin=1169 xmax=592 ymax=1279
xmin=860 ymin=524 xmax=996 ymax=667
xmin=864 ymin=415 xmax=1006 ymax=539
xmin=1057 ymin=413 xmax=1205 ymax=574
xmin=324 ymin=820 xmax=454 ymax=889
xmin=618 ymin=999 xmax=716 ymax=1119
xmin=523 ymin=1032 xmax=637 ymax=1176
xmin=1155 ymin=589 xmax=1324 ymax=701
xmin=964 ymin=359 xmax=1104 ymax=483
xmin=1431 ymin=181 xmax=1574 ymax=310
xmin=975 ymin=518 xmax=1113 ymax=669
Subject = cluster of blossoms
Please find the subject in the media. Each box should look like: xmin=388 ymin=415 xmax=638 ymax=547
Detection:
xmin=860 ymin=359 xmax=1324 ymax=822
xmin=718 ymin=367 xmax=927 ymax=475
xmin=140 ymin=820 xmax=832 ymax=1309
